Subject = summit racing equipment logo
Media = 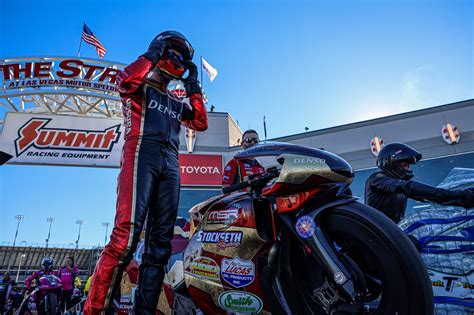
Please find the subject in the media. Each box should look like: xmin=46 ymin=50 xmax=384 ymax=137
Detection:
xmin=14 ymin=118 xmax=121 ymax=157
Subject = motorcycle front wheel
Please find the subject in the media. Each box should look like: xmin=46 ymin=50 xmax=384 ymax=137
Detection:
xmin=44 ymin=293 xmax=58 ymax=315
xmin=291 ymin=201 xmax=434 ymax=315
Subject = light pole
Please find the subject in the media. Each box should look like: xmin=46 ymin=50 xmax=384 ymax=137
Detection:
xmin=102 ymin=222 xmax=110 ymax=247
xmin=12 ymin=215 xmax=26 ymax=247
xmin=8 ymin=215 xmax=26 ymax=271
xmin=45 ymin=217 xmax=55 ymax=249
xmin=75 ymin=220 xmax=84 ymax=249
xmin=15 ymin=254 xmax=26 ymax=283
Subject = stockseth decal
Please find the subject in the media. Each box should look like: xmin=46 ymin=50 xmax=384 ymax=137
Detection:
xmin=188 ymin=257 xmax=220 ymax=280
xmin=218 ymin=291 xmax=263 ymax=313
xmin=206 ymin=208 xmax=239 ymax=225
xmin=295 ymin=216 xmax=316 ymax=239
xmin=14 ymin=118 xmax=121 ymax=156
xmin=196 ymin=230 xmax=243 ymax=250
xmin=221 ymin=257 xmax=255 ymax=288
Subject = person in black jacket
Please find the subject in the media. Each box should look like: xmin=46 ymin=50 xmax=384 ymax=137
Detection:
xmin=365 ymin=142 xmax=474 ymax=223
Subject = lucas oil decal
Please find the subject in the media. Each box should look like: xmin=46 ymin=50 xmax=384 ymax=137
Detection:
xmin=196 ymin=230 xmax=243 ymax=250
xmin=188 ymin=257 xmax=220 ymax=280
xmin=218 ymin=290 xmax=263 ymax=313
xmin=221 ymin=257 xmax=255 ymax=288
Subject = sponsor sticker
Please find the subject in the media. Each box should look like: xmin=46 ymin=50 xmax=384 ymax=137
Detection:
xmin=196 ymin=230 xmax=243 ymax=250
xmin=207 ymin=208 xmax=239 ymax=225
xmin=221 ymin=257 xmax=255 ymax=288
xmin=188 ymin=257 xmax=220 ymax=280
xmin=218 ymin=290 xmax=263 ymax=313
xmin=295 ymin=215 xmax=315 ymax=239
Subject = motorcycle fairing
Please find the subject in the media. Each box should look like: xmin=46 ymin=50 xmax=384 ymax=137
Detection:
xmin=183 ymin=193 xmax=271 ymax=313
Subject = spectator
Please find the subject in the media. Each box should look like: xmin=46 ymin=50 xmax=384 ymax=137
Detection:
xmin=84 ymin=271 xmax=93 ymax=296
xmin=222 ymin=129 xmax=265 ymax=188
xmin=0 ymin=272 xmax=16 ymax=313
xmin=8 ymin=286 xmax=24 ymax=314
xmin=57 ymin=255 xmax=78 ymax=313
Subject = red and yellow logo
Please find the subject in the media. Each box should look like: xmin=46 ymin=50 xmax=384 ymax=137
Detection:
xmin=14 ymin=118 xmax=121 ymax=156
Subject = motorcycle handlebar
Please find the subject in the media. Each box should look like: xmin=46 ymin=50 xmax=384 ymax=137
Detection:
xmin=222 ymin=168 xmax=280 ymax=195
xmin=222 ymin=181 xmax=251 ymax=194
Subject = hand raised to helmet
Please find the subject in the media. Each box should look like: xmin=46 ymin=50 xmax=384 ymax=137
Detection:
xmin=183 ymin=60 xmax=201 ymax=96
xmin=142 ymin=40 xmax=169 ymax=65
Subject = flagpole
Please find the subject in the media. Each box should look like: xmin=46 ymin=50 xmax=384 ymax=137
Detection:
xmin=77 ymin=22 xmax=84 ymax=57
xmin=77 ymin=38 xmax=83 ymax=57
xmin=200 ymin=56 xmax=204 ymax=90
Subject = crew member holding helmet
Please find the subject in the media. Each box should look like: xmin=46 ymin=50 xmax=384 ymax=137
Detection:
xmin=84 ymin=31 xmax=208 ymax=315
xmin=365 ymin=142 xmax=474 ymax=223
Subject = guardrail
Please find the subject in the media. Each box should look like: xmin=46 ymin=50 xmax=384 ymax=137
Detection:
xmin=0 ymin=241 xmax=102 ymax=249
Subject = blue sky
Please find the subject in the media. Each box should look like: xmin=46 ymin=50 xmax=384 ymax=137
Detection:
xmin=1 ymin=0 xmax=472 ymax=246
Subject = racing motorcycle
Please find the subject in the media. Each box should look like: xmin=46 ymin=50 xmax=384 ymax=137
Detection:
xmin=157 ymin=142 xmax=433 ymax=314
xmin=16 ymin=274 xmax=62 ymax=315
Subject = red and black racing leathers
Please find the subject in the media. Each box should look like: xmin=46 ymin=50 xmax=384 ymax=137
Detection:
xmin=222 ymin=158 xmax=265 ymax=187
xmin=84 ymin=56 xmax=207 ymax=315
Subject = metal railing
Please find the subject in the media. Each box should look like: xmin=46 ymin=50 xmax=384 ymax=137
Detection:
xmin=0 ymin=241 xmax=102 ymax=250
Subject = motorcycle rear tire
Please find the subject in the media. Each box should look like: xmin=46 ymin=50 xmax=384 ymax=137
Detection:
xmin=295 ymin=202 xmax=434 ymax=315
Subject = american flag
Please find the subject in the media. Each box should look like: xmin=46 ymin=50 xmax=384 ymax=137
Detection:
xmin=81 ymin=24 xmax=107 ymax=58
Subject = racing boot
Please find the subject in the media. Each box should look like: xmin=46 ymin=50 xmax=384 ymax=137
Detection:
xmin=134 ymin=262 xmax=166 ymax=315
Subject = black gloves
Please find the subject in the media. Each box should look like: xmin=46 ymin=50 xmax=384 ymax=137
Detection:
xmin=183 ymin=61 xmax=202 ymax=96
xmin=452 ymin=188 xmax=474 ymax=209
xmin=142 ymin=41 xmax=168 ymax=65
xmin=407 ymin=181 xmax=474 ymax=209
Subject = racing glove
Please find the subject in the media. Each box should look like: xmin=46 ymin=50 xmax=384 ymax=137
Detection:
xmin=406 ymin=181 xmax=474 ymax=208
xmin=183 ymin=61 xmax=202 ymax=96
xmin=141 ymin=41 xmax=168 ymax=65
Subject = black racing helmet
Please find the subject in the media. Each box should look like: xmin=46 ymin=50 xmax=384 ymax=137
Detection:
xmin=41 ymin=257 xmax=54 ymax=270
xmin=148 ymin=31 xmax=194 ymax=60
xmin=376 ymin=143 xmax=422 ymax=180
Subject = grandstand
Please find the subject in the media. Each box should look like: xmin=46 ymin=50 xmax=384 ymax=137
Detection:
xmin=0 ymin=243 xmax=102 ymax=285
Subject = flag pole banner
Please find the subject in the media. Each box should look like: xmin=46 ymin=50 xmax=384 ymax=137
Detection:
xmin=201 ymin=57 xmax=218 ymax=82
xmin=82 ymin=23 xmax=107 ymax=58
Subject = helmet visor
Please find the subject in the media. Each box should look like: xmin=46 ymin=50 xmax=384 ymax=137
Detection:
xmin=156 ymin=49 xmax=187 ymax=80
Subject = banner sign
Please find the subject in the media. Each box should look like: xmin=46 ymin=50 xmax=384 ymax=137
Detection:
xmin=0 ymin=112 xmax=124 ymax=167
xmin=0 ymin=113 xmax=223 ymax=186
xmin=179 ymin=153 xmax=223 ymax=186
xmin=0 ymin=58 xmax=124 ymax=94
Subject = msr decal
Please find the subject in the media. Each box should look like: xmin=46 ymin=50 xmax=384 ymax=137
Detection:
xmin=207 ymin=208 xmax=239 ymax=225
xmin=221 ymin=257 xmax=255 ymax=288
xmin=14 ymin=118 xmax=121 ymax=156
xmin=196 ymin=230 xmax=243 ymax=250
